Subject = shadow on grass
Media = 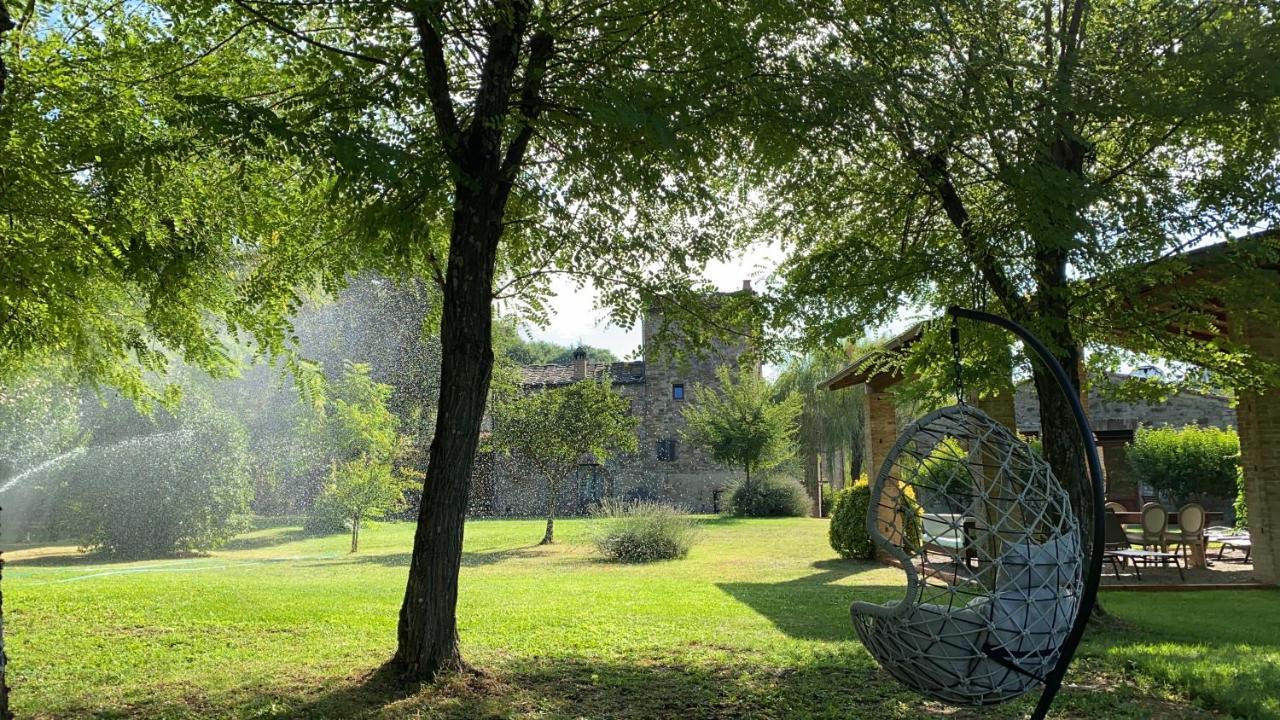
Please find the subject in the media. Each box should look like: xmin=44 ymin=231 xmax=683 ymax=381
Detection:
xmin=1082 ymin=589 xmax=1280 ymax=719
xmin=209 ymin=653 xmax=946 ymax=720
xmin=716 ymin=559 xmax=901 ymax=642
xmin=221 ymin=528 xmax=312 ymax=552
xmin=294 ymin=545 xmax=556 ymax=569
xmin=4 ymin=548 xmax=215 ymax=568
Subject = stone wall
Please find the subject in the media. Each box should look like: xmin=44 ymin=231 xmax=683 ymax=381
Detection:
xmin=633 ymin=307 xmax=753 ymax=511
xmin=1015 ymin=376 xmax=1236 ymax=433
xmin=482 ymin=303 xmax=754 ymax=516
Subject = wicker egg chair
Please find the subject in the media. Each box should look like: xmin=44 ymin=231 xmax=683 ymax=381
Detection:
xmin=850 ymin=404 xmax=1082 ymax=706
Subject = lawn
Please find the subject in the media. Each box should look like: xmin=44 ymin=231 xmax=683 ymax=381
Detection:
xmin=6 ymin=517 xmax=1277 ymax=719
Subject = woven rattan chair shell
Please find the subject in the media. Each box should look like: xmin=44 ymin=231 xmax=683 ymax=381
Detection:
xmin=850 ymin=404 xmax=1083 ymax=706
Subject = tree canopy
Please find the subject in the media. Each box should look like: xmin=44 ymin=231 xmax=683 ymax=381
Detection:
xmin=490 ymin=380 xmax=638 ymax=544
xmin=760 ymin=0 xmax=1280 ymax=551
xmin=682 ymin=366 xmax=801 ymax=483
xmin=0 ymin=3 xmax=333 ymax=404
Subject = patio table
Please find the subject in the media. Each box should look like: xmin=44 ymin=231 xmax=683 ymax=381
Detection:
xmin=1113 ymin=510 xmax=1224 ymax=569
xmin=1207 ymin=533 xmax=1252 ymax=562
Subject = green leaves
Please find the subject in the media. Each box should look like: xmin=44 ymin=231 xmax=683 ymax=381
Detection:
xmin=490 ymin=379 xmax=639 ymax=487
xmin=1127 ymin=424 xmax=1240 ymax=503
xmin=681 ymin=365 xmax=801 ymax=479
xmin=764 ymin=0 xmax=1280 ymax=396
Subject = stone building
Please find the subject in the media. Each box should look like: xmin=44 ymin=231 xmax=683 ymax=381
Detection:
xmin=1016 ymin=372 xmax=1236 ymax=511
xmin=472 ymin=290 xmax=756 ymax=516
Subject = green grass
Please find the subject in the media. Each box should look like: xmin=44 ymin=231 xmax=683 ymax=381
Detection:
xmin=6 ymin=517 xmax=1277 ymax=719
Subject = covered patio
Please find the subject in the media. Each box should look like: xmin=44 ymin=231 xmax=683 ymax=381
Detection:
xmin=822 ymin=236 xmax=1280 ymax=586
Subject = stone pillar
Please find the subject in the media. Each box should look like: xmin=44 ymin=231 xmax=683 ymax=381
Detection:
xmin=863 ymin=381 xmax=904 ymax=557
xmin=975 ymin=388 xmax=1016 ymax=432
xmin=1238 ymin=315 xmax=1280 ymax=584
xmin=863 ymin=382 xmax=899 ymax=485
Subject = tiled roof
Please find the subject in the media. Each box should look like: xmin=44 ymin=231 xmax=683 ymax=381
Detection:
xmin=520 ymin=361 xmax=646 ymax=388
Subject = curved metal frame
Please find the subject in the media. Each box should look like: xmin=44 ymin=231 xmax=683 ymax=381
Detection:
xmin=946 ymin=306 xmax=1106 ymax=720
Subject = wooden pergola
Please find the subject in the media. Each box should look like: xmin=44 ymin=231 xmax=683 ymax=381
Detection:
xmin=822 ymin=234 xmax=1280 ymax=583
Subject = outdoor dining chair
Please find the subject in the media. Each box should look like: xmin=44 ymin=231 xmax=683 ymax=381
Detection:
xmin=1169 ymin=503 xmax=1206 ymax=563
xmin=1103 ymin=509 xmax=1185 ymax=581
xmin=1124 ymin=502 xmax=1167 ymax=549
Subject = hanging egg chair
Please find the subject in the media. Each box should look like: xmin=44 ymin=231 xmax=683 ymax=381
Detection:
xmin=849 ymin=307 xmax=1103 ymax=718
xmin=851 ymin=404 xmax=1081 ymax=705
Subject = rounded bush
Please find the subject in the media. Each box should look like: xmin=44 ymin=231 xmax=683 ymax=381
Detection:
xmin=55 ymin=400 xmax=252 ymax=557
xmin=829 ymin=476 xmax=874 ymax=560
xmin=729 ymin=474 xmax=811 ymax=517
xmin=590 ymin=500 xmax=701 ymax=562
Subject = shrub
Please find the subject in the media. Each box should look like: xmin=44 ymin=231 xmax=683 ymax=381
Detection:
xmin=590 ymin=500 xmax=701 ymax=562
xmin=829 ymin=476 xmax=874 ymax=559
xmin=56 ymin=399 xmax=253 ymax=557
xmin=729 ymin=474 xmax=811 ymax=517
xmin=1234 ymin=466 xmax=1248 ymax=530
xmin=1127 ymin=425 xmax=1239 ymax=504
xmin=829 ymin=474 xmax=922 ymax=560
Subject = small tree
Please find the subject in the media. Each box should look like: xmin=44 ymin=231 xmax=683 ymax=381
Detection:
xmin=302 ymin=362 xmax=418 ymax=535
xmin=682 ymin=366 xmax=802 ymax=484
xmin=491 ymin=381 xmax=638 ymax=545
xmin=1127 ymin=425 xmax=1240 ymax=505
xmin=320 ymin=453 xmax=421 ymax=552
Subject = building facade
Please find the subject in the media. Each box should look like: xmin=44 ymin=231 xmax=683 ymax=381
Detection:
xmin=472 ymin=297 xmax=756 ymax=516
xmin=1016 ymin=373 xmax=1237 ymax=511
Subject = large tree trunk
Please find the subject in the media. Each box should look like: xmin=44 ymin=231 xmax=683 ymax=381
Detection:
xmin=393 ymin=190 xmax=503 ymax=680
xmin=1027 ymin=307 xmax=1096 ymax=561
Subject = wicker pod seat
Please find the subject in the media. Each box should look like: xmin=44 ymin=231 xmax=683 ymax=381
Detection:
xmin=851 ymin=404 xmax=1082 ymax=705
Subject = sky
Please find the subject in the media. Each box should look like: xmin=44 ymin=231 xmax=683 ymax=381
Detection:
xmin=517 ymin=242 xmax=788 ymax=361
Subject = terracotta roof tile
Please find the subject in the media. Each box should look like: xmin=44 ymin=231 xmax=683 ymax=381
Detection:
xmin=520 ymin=361 xmax=646 ymax=388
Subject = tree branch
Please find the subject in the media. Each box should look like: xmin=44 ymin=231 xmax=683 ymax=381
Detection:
xmin=232 ymin=0 xmax=387 ymax=65
xmin=0 ymin=1 xmax=14 ymax=111
xmin=410 ymin=5 xmax=463 ymax=165
xmin=499 ymin=29 xmax=554 ymax=183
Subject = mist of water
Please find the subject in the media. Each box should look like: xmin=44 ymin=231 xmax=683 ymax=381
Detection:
xmin=0 ymin=447 xmax=87 ymax=495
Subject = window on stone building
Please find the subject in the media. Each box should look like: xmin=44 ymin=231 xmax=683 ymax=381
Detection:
xmin=656 ymin=438 xmax=678 ymax=462
xmin=672 ymin=383 xmax=685 ymax=400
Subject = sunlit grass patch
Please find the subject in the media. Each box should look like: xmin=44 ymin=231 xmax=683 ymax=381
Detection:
xmin=6 ymin=517 xmax=1277 ymax=718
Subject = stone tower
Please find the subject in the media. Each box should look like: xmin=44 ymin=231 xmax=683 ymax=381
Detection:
xmin=633 ymin=282 xmax=758 ymax=510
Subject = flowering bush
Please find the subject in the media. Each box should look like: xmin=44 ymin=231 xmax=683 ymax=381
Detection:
xmin=590 ymin=500 xmax=701 ymax=562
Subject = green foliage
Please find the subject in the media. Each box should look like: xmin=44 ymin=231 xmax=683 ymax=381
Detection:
xmin=0 ymin=5 xmax=333 ymax=405
xmin=56 ymin=398 xmax=252 ymax=557
xmin=1127 ymin=425 xmax=1240 ymax=503
xmin=317 ymin=455 xmax=421 ymax=552
xmin=763 ymin=0 xmax=1280 ymax=560
xmin=1233 ymin=467 xmax=1248 ymax=531
xmin=302 ymin=362 xmax=417 ymax=535
xmin=0 ymin=365 xmax=83 ymax=472
xmin=589 ymin=500 xmax=701 ymax=563
xmin=729 ymin=474 xmax=811 ymax=518
xmin=502 ymin=334 xmax=618 ymax=366
xmin=829 ymin=477 xmax=874 ymax=560
xmin=1019 ymin=433 xmax=1044 ymax=457
xmin=907 ymin=438 xmax=970 ymax=511
xmin=682 ymin=366 xmax=802 ymax=481
xmin=490 ymin=380 xmax=638 ymax=542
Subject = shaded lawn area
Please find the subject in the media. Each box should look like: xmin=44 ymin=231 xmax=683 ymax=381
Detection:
xmin=6 ymin=517 xmax=1276 ymax=719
